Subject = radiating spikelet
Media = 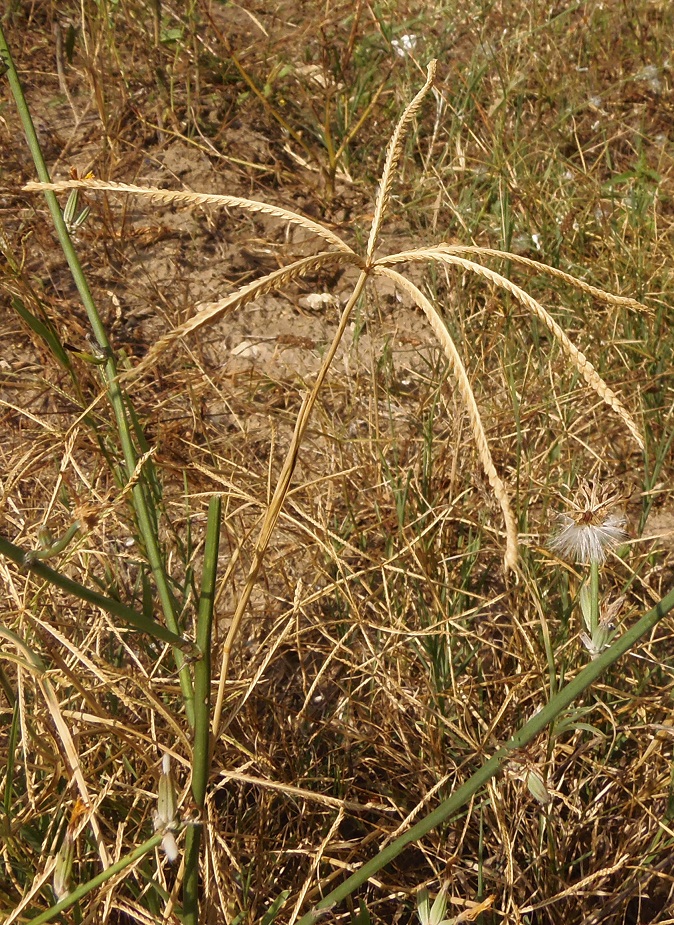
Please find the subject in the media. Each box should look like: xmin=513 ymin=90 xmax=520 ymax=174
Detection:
xmin=23 ymin=60 xmax=644 ymax=576
xmin=438 ymin=244 xmax=650 ymax=312
xmin=366 ymin=60 xmax=437 ymax=262
xmin=23 ymin=179 xmax=354 ymax=253
xmin=375 ymin=265 xmax=520 ymax=571
xmin=126 ymin=250 xmax=363 ymax=381
xmin=377 ymin=248 xmax=644 ymax=451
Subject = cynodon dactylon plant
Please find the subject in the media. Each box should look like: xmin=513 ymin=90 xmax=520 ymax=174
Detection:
xmin=26 ymin=60 xmax=644 ymax=723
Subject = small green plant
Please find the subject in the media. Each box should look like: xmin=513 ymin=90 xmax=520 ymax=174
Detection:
xmin=416 ymin=883 xmax=495 ymax=925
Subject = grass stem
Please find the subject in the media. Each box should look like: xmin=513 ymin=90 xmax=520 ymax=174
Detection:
xmin=297 ymin=583 xmax=674 ymax=925
xmin=24 ymin=833 xmax=164 ymax=925
xmin=0 ymin=22 xmax=195 ymax=724
xmin=590 ymin=560 xmax=600 ymax=634
xmin=184 ymin=494 xmax=221 ymax=924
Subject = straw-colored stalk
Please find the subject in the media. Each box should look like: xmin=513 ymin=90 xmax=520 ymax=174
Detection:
xmin=210 ymin=269 xmax=370 ymax=740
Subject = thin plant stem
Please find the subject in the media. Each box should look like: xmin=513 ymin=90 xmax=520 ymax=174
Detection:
xmin=0 ymin=663 xmax=16 ymax=707
xmin=183 ymin=494 xmax=221 ymax=925
xmin=590 ymin=560 xmax=600 ymax=634
xmin=183 ymin=827 xmax=200 ymax=924
xmin=211 ymin=269 xmax=370 ymax=741
xmin=193 ymin=495 xmax=221 ymax=802
xmin=296 ymin=583 xmax=674 ymax=925
xmin=0 ymin=24 xmax=195 ymax=724
xmin=24 ymin=833 xmax=164 ymax=925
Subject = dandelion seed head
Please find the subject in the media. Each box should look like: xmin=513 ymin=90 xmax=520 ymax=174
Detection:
xmin=549 ymin=479 xmax=628 ymax=564
xmin=392 ymin=34 xmax=417 ymax=57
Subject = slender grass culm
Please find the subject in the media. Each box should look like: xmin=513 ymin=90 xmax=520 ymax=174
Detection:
xmin=2 ymin=14 xmax=674 ymax=924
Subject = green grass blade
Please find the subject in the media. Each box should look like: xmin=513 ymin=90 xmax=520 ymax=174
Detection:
xmin=0 ymin=21 xmax=194 ymax=720
xmin=10 ymin=295 xmax=73 ymax=372
xmin=0 ymin=535 xmax=195 ymax=651
xmin=24 ymin=832 xmax=164 ymax=925
xmin=297 ymin=584 xmax=674 ymax=925
xmin=183 ymin=494 xmax=221 ymax=924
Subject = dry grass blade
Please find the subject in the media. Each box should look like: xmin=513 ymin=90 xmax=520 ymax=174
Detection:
xmin=218 ymin=770 xmax=392 ymax=814
xmin=374 ymin=265 xmax=519 ymax=571
xmin=0 ymin=628 xmax=110 ymax=880
xmin=126 ymin=251 xmax=363 ymax=380
xmin=366 ymin=60 xmax=437 ymax=262
xmin=37 ymin=677 xmax=111 ymax=861
xmin=23 ymin=179 xmax=354 ymax=253
xmin=377 ymin=248 xmax=644 ymax=450
xmin=519 ymin=854 xmax=630 ymax=915
xmin=438 ymin=244 xmax=650 ymax=311
xmin=289 ymin=809 xmax=345 ymax=925
xmin=211 ymin=270 xmax=371 ymax=741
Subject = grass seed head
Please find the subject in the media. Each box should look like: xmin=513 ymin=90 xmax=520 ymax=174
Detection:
xmin=53 ymin=832 xmax=75 ymax=901
xmin=154 ymin=753 xmax=180 ymax=862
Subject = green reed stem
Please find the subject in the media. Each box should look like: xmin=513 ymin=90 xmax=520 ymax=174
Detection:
xmin=0 ymin=25 xmax=195 ymax=724
xmin=296 ymin=583 xmax=674 ymax=925
xmin=24 ymin=833 xmax=164 ymax=925
xmin=183 ymin=495 xmax=221 ymax=925
xmin=0 ymin=535 xmax=194 ymax=651
xmin=589 ymin=559 xmax=600 ymax=634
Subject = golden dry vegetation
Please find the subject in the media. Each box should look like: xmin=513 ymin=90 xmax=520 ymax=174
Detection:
xmin=1 ymin=2 xmax=674 ymax=924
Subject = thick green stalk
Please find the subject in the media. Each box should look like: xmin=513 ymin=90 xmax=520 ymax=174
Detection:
xmin=0 ymin=535 xmax=193 ymax=650
xmin=590 ymin=559 xmax=600 ymax=634
xmin=296 ymin=584 xmax=674 ymax=925
xmin=183 ymin=495 xmax=221 ymax=924
xmin=24 ymin=833 xmax=164 ymax=925
xmin=183 ymin=827 xmax=200 ymax=924
xmin=0 ymin=26 xmax=194 ymax=723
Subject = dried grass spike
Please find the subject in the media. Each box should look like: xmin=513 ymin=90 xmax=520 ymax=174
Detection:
xmin=366 ymin=60 xmax=437 ymax=262
xmin=377 ymin=248 xmax=644 ymax=450
xmin=438 ymin=244 xmax=649 ymax=312
xmin=24 ymin=179 xmax=354 ymax=253
xmin=125 ymin=251 xmax=362 ymax=381
xmin=374 ymin=265 xmax=519 ymax=571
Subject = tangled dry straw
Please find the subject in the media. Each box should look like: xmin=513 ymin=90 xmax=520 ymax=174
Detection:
xmin=25 ymin=60 xmax=644 ymax=574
